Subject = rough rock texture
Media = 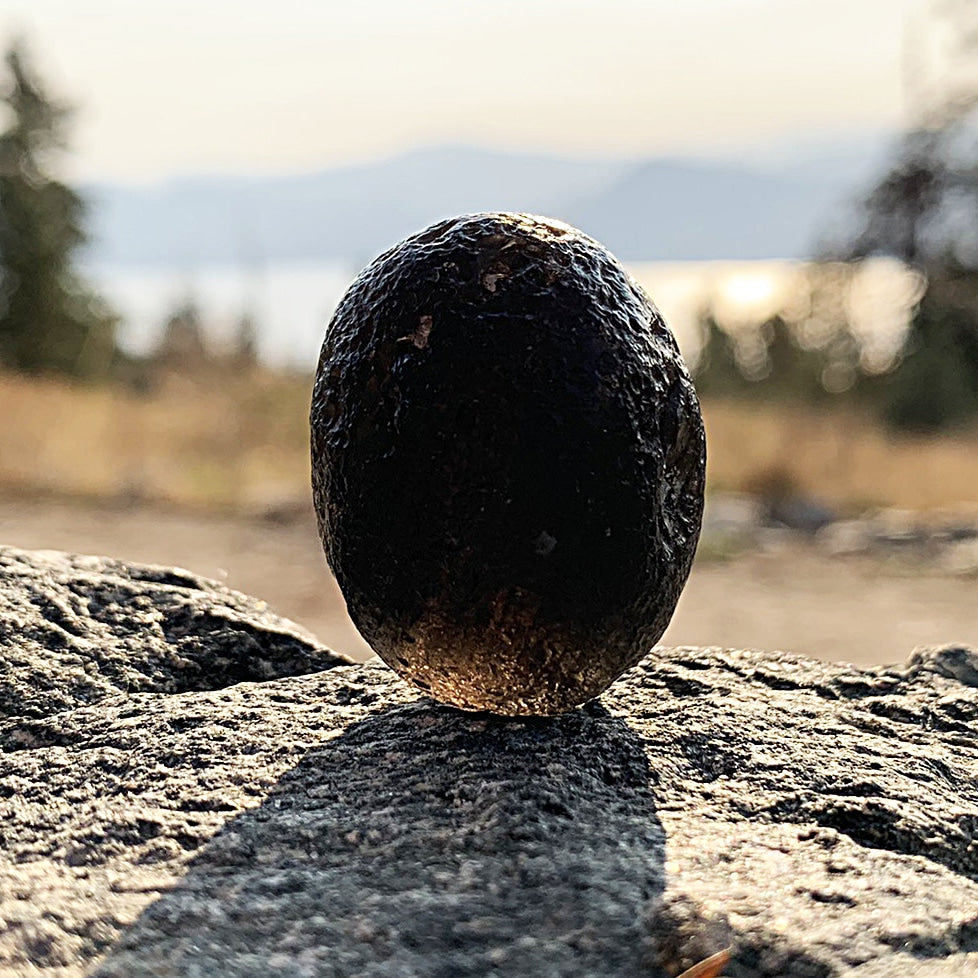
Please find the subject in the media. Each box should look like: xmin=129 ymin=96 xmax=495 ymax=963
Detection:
xmin=311 ymin=213 xmax=705 ymax=714
xmin=2 ymin=547 xmax=977 ymax=977
xmin=0 ymin=545 xmax=348 ymax=722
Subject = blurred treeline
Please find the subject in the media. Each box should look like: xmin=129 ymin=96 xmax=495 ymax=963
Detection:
xmin=0 ymin=40 xmax=117 ymax=379
xmin=696 ymin=1 xmax=978 ymax=433
xmin=2 ymin=15 xmax=978 ymax=436
xmin=0 ymin=39 xmax=259 ymax=385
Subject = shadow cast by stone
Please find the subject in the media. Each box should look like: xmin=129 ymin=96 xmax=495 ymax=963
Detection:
xmin=93 ymin=698 xmax=666 ymax=977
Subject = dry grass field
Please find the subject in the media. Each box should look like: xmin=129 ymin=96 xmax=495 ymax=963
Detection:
xmin=0 ymin=368 xmax=312 ymax=511
xmin=1 ymin=368 xmax=976 ymax=667
xmin=703 ymin=400 xmax=978 ymax=514
xmin=4 ymin=369 xmax=978 ymax=514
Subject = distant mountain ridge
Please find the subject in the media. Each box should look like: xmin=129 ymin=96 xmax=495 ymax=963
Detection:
xmin=83 ymin=139 xmax=891 ymax=267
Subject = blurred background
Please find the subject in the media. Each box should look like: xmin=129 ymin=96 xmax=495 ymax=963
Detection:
xmin=0 ymin=0 xmax=976 ymax=664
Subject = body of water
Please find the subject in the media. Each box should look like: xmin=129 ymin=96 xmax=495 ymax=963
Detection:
xmin=87 ymin=258 xmax=921 ymax=372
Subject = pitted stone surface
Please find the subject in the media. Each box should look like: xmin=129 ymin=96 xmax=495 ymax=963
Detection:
xmin=311 ymin=213 xmax=705 ymax=714
xmin=1 ymin=548 xmax=976 ymax=976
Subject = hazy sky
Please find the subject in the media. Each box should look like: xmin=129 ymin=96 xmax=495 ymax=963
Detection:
xmin=1 ymin=0 xmax=927 ymax=183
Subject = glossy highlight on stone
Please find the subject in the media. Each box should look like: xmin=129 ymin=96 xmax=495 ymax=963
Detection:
xmin=310 ymin=213 xmax=706 ymax=714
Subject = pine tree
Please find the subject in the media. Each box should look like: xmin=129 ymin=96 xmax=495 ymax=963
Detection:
xmin=837 ymin=1 xmax=978 ymax=430
xmin=692 ymin=313 xmax=751 ymax=397
xmin=0 ymin=39 xmax=116 ymax=378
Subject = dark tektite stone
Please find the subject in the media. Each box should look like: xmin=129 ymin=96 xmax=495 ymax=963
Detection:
xmin=311 ymin=213 xmax=706 ymax=714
